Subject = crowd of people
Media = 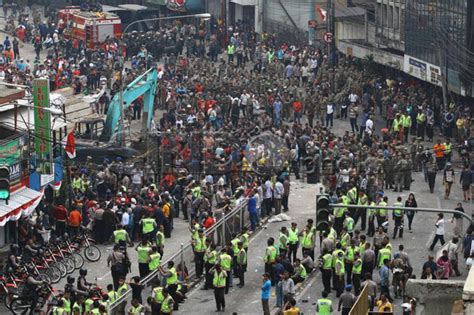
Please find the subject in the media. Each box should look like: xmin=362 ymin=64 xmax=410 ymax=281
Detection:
xmin=1 ymin=2 xmax=472 ymax=315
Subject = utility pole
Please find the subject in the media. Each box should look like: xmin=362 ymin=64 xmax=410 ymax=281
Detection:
xmin=327 ymin=0 xmax=336 ymax=66
xmin=308 ymin=0 xmax=316 ymax=45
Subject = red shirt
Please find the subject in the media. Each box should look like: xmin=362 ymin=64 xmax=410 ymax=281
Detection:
xmin=54 ymin=205 xmax=68 ymax=222
xmin=292 ymin=101 xmax=302 ymax=113
xmin=203 ymin=217 xmax=215 ymax=230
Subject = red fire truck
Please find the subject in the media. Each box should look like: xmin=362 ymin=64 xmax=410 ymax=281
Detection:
xmin=58 ymin=7 xmax=122 ymax=48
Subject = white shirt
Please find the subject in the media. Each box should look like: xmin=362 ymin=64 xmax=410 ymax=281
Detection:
xmin=274 ymin=182 xmax=284 ymax=199
xmin=349 ymin=93 xmax=358 ymax=103
xmin=435 ymin=219 xmax=445 ymax=235
xmin=327 ymin=104 xmax=334 ymax=115
xmin=264 ymin=180 xmax=273 ymax=199
xmin=366 ymin=118 xmax=374 ymax=133
xmin=121 ymin=212 xmax=130 ymax=226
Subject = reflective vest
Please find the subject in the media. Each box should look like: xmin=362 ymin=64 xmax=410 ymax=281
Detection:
xmin=237 ymin=248 xmax=247 ymax=265
xmin=344 ymin=217 xmax=354 ymax=233
xmin=241 ymin=233 xmax=249 ymax=249
xmin=220 ymin=253 xmax=232 ymax=271
xmin=213 ymin=270 xmax=227 ymax=288
xmin=114 ymin=229 xmax=127 ymax=243
xmin=402 ymin=115 xmax=411 ymax=128
xmin=444 ymin=142 xmax=452 ymax=154
xmin=416 ymin=112 xmax=426 ymax=123
xmin=118 ymin=283 xmax=129 ymax=296
xmin=62 ymin=298 xmax=71 ymax=313
xmin=161 ymin=296 xmax=174 ymax=313
xmin=166 ymin=267 xmax=178 ymax=285
xmin=340 ymin=233 xmax=350 ymax=249
xmin=434 ymin=144 xmax=445 ymax=158
xmin=91 ymin=308 xmax=100 ymax=315
xmin=317 ymin=298 xmax=333 ymax=315
xmin=205 ymin=249 xmax=217 ymax=264
xmin=353 ymin=258 xmax=362 ymax=274
xmin=358 ymin=241 xmax=366 ymax=256
xmin=296 ymin=265 xmax=307 ymax=279
xmin=53 ymin=307 xmax=65 ymax=315
xmin=393 ymin=118 xmax=400 ymax=131
xmin=156 ymin=231 xmax=165 ymax=247
xmin=108 ymin=290 xmax=118 ymax=303
xmin=393 ymin=202 xmax=403 ymax=217
xmin=142 ymin=218 xmax=155 ymax=234
xmin=149 ymin=252 xmax=161 ymax=270
xmin=347 ymin=187 xmax=357 ymax=204
xmin=302 ymin=231 xmax=314 ymax=249
xmin=231 ymin=238 xmax=240 ymax=255
xmin=195 ymin=236 xmax=207 ymax=252
xmin=328 ymin=228 xmax=337 ymax=242
xmin=322 ymin=253 xmax=333 ymax=270
xmin=335 ymin=197 xmax=349 ymax=218
xmin=264 ymin=246 xmax=277 ymax=263
xmin=377 ymin=201 xmax=387 ymax=216
xmin=288 ymin=228 xmax=299 ymax=244
xmin=279 ymin=233 xmax=288 ymax=250
xmin=84 ymin=299 xmax=94 ymax=312
xmin=332 ymin=249 xmax=343 ymax=268
xmin=368 ymin=201 xmax=376 ymax=217
xmin=130 ymin=304 xmax=144 ymax=314
xmin=358 ymin=194 xmax=368 ymax=206
xmin=227 ymin=45 xmax=235 ymax=55
xmin=378 ymin=248 xmax=392 ymax=267
xmin=153 ymin=287 xmax=165 ymax=303
xmin=72 ymin=302 xmax=81 ymax=313
xmin=137 ymin=245 xmax=151 ymax=263
xmin=335 ymin=259 xmax=345 ymax=276
xmin=345 ymin=247 xmax=355 ymax=262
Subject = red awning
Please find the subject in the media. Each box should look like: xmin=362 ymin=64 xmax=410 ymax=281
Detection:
xmin=0 ymin=187 xmax=43 ymax=226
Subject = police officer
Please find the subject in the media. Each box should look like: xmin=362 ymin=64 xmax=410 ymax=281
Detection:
xmin=263 ymin=238 xmax=277 ymax=286
xmin=156 ymin=225 xmax=165 ymax=257
xmin=151 ymin=281 xmax=164 ymax=314
xmin=203 ymin=242 xmax=217 ymax=290
xmin=193 ymin=229 xmax=207 ymax=278
xmin=352 ymin=251 xmax=363 ymax=295
xmin=160 ymin=288 xmax=175 ymax=315
xmin=278 ymin=226 xmax=289 ymax=257
xmin=111 ymin=224 xmax=133 ymax=246
xmin=212 ymin=264 xmax=227 ymax=312
xmin=140 ymin=213 xmax=157 ymax=242
xmin=287 ymin=222 xmax=299 ymax=263
xmin=236 ymin=241 xmax=247 ymax=287
xmin=316 ymin=291 xmax=334 ymax=314
xmin=149 ymin=246 xmax=161 ymax=272
xmin=136 ymin=239 xmax=152 ymax=278
xmin=320 ymin=249 xmax=333 ymax=293
xmin=218 ymin=248 xmax=232 ymax=294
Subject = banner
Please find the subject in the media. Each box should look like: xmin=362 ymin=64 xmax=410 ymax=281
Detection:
xmin=33 ymin=79 xmax=52 ymax=175
xmin=0 ymin=139 xmax=20 ymax=165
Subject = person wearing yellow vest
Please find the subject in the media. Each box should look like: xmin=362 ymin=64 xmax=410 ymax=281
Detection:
xmin=148 ymin=246 xmax=161 ymax=272
xmin=334 ymin=251 xmax=345 ymax=297
xmin=264 ymin=238 xmax=277 ymax=286
xmin=158 ymin=261 xmax=178 ymax=311
xmin=401 ymin=112 xmax=412 ymax=143
xmin=140 ymin=214 xmax=156 ymax=242
xmin=367 ymin=200 xmax=377 ymax=237
xmin=300 ymin=226 xmax=315 ymax=260
xmin=344 ymin=239 xmax=357 ymax=285
xmin=331 ymin=243 xmax=344 ymax=292
xmin=287 ymin=222 xmax=299 ymax=263
xmin=230 ymin=234 xmax=241 ymax=276
xmin=376 ymin=195 xmax=388 ymax=227
xmin=89 ymin=300 xmax=102 ymax=314
xmin=320 ymin=249 xmax=333 ymax=293
xmin=52 ymin=298 xmax=66 ymax=315
xmin=392 ymin=196 xmax=404 ymax=239
xmin=240 ymin=227 xmax=249 ymax=251
xmin=316 ymin=290 xmax=334 ymax=314
xmin=111 ymin=224 xmax=133 ymax=246
xmin=115 ymin=277 xmax=129 ymax=314
xmin=291 ymin=258 xmax=307 ymax=284
xmin=84 ymin=291 xmax=95 ymax=314
xmin=218 ymin=248 xmax=232 ymax=294
xmin=204 ymin=243 xmax=217 ymax=290
xmin=378 ymin=245 xmax=392 ymax=268
xmin=393 ymin=113 xmax=402 ymax=141
xmin=236 ymin=241 xmax=247 ymax=287
xmin=444 ymin=139 xmax=453 ymax=162
xmin=343 ymin=212 xmax=355 ymax=237
xmin=227 ymin=43 xmax=235 ymax=65
xmin=346 ymin=186 xmax=358 ymax=205
xmin=340 ymin=228 xmax=350 ymax=250
xmin=416 ymin=110 xmax=426 ymax=140
xmin=193 ymin=229 xmax=207 ymax=278
xmin=128 ymin=298 xmax=144 ymax=314
xmin=61 ymin=291 xmax=71 ymax=314
xmin=278 ymin=226 xmax=289 ymax=257
xmin=160 ymin=287 xmax=175 ymax=315
xmin=151 ymin=282 xmax=165 ymax=314
xmin=106 ymin=284 xmax=118 ymax=304
xmin=356 ymin=190 xmax=368 ymax=231
xmin=72 ymin=295 xmax=84 ymax=315
xmin=334 ymin=195 xmax=350 ymax=234
xmin=155 ymin=225 xmax=165 ymax=257
xmin=211 ymin=264 xmax=227 ymax=312
xmin=136 ymin=239 xmax=152 ymax=278
xmin=352 ymin=251 xmax=363 ymax=295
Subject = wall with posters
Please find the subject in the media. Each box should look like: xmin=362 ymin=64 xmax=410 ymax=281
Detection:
xmin=0 ymin=133 xmax=30 ymax=192
xmin=403 ymin=55 xmax=442 ymax=87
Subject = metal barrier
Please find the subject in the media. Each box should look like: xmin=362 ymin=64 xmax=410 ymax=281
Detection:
xmin=107 ymin=200 xmax=249 ymax=314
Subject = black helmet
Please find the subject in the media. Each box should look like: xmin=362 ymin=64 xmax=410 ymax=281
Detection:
xmin=67 ymin=276 xmax=75 ymax=284
xmin=79 ymin=268 xmax=87 ymax=276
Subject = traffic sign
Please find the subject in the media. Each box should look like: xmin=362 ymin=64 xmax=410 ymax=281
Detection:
xmin=308 ymin=20 xmax=318 ymax=29
xmin=324 ymin=32 xmax=333 ymax=43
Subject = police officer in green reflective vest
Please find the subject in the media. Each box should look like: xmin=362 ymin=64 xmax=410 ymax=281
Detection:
xmin=151 ymin=281 xmax=164 ymax=314
xmin=218 ymin=248 xmax=232 ymax=294
xmin=320 ymin=249 xmax=333 ymax=293
xmin=211 ymin=264 xmax=227 ymax=312
xmin=236 ymin=241 xmax=247 ymax=287
xmin=160 ymin=287 xmax=175 ymax=315
xmin=193 ymin=229 xmax=207 ymax=278
xmin=136 ymin=239 xmax=152 ymax=278
xmin=148 ymin=245 xmax=161 ymax=272
xmin=204 ymin=242 xmax=217 ymax=290
xmin=159 ymin=260 xmax=179 ymax=311
xmin=111 ymin=224 xmax=133 ymax=246
xmin=52 ymin=298 xmax=66 ymax=315
xmin=140 ymin=213 xmax=156 ymax=242
xmin=316 ymin=290 xmax=334 ymax=314
xmin=263 ymin=238 xmax=277 ymax=286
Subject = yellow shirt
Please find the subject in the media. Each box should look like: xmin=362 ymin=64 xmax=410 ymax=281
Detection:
xmin=376 ymin=300 xmax=393 ymax=312
xmin=283 ymin=307 xmax=300 ymax=315
xmin=163 ymin=203 xmax=170 ymax=218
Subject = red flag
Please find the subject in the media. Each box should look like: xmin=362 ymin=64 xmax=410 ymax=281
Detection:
xmin=64 ymin=131 xmax=76 ymax=159
xmin=317 ymin=5 xmax=327 ymax=21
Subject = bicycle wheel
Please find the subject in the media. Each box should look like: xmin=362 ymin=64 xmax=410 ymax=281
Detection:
xmin=38 ymin=271 xmax=51 ymax=284
xmin=53 ymin=261 xmax=67 ymax=278
xmin=47 ymin=266 xmax=62 ymax=284
xmin=84 ymin=245 xmax=101 ymax=262
xmin=63 ymin=257 xmax=75 ymax=274
xmin=72 ymin=252 xmax=85 ymax=269
xmin=9 ymin=297 xmax=30 ymax=314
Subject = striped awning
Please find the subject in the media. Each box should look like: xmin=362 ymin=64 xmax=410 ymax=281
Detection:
xmin=0 ymin=187 xmax=43 ymax=226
